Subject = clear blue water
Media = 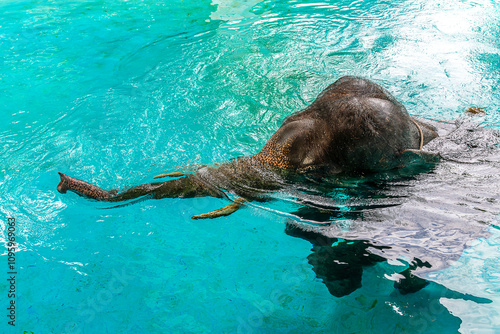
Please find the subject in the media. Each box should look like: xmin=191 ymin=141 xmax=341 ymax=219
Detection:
xmin=1 ymin=0 xmax=500 ymax=333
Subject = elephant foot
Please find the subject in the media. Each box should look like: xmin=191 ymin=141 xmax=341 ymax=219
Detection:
xmin=465 ymin=107 xmax=486 ymax=115
xmin=153 ymin=172 xmax=185 ymax=179
xmin=192 ymin=198 xmax=246 ymax=219
xmin=153 ymin=164 xmax=211 ymax=180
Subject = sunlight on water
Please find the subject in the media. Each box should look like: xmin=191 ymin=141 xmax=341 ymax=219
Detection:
xmin=1 ymin=0 xmax=500 ymax=333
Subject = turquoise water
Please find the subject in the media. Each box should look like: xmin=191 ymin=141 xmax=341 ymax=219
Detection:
xmin=1 ymin=0 xmax=500 ymax=333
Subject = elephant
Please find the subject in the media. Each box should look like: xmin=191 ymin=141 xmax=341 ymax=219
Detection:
xmin=56 ymin=76 xmax=500 ymax=298
xmin=57 ymin=76 xmax=439 ymax=215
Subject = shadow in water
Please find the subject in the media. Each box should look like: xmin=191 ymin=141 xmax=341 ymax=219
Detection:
xmin=277 ymin=119 xmax=499 ymax=308
xmin=286 ymin=223 xmax=386 ymax=297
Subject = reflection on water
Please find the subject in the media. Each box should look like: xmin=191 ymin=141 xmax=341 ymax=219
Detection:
xmin=262 ymin=118 xmax=500 ymax=299
xmin=2 ymin=0 xmax=500 ymax=332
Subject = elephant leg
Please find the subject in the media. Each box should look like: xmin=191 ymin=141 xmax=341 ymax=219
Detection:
xmin=191 ymin=198 xmax=247 ymax=219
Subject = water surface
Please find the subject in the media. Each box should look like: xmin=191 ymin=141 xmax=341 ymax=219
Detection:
xmin=1 ymin=0 xmax=500 ymax=333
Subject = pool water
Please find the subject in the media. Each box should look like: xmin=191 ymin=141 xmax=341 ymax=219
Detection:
xmin=1 ymin=0 xmax=500 ymax=333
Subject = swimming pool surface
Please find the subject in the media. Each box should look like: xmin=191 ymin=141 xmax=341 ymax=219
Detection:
xmin=1 ymin=0 xmax=500 ymax=333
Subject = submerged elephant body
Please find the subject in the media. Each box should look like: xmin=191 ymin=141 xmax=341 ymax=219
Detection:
xmin=56 ymin=76 xmax=500 ymax=299
xmin=254 ymin=76 xmax=437 ymax=172
xmin=57 ymin=76 xmax=438 ymax=202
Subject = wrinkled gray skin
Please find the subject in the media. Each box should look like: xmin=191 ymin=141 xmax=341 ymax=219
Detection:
xmin=57 ymin=76 xmax=439 ymax=202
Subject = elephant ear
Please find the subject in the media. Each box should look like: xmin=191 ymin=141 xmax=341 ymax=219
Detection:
xmin=401 ymin=149 xmax=441 ymax=164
